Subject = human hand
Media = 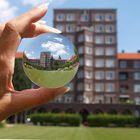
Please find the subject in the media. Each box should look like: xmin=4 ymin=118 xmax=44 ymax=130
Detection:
xmin=0 ymin=4 xmax=69 ymax=122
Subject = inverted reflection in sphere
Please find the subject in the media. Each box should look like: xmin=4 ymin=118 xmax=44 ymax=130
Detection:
xmin=23 ymin=33 xmax=79 ymax=88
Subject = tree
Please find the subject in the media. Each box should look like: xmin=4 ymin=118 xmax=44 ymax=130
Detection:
xmin=13 ymin=59 xmax=31 ymax=91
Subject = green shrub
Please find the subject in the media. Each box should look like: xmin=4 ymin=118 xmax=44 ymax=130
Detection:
xmin=30 ymin=113 xmax=82 ymax=126
xmin=87 ymin=114 xmax=140 ymax=127
xmin=0 ymin=122 xmax=5 ymax=128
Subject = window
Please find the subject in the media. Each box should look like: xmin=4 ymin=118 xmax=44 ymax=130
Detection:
xmin=81 ymin=14 xmax=89 ymax=22
xmin=85 ymin=58 xmax=93 ymax=66
xmin=77 ymin=95 xmax=83 ymax=102
xmin=95 ymin=71 xmax=104 ymax=80
xmin=105 ymin=59 xmax=115 ymax=68
xmin=64 ymin=96 xmax=73 ymax=103
xmin=78 ymin=34 xmax=84 ymax=42
xmin=106 ymin=83 xmax=115 ymax=92
xmin=79 ymin=58 xmax=84 ymax=66
xmin=105 ymin=25 xmax=114 ymax=33
xmin=85 ymin=35 xmax=93 ymax=42
xmin=78 ymin=46 xmax=84 ymax=54
xmin=55 ymin=96 xmax=63 ymax=103
xmin=134 ymin=97 xmax=140 ymax=105
xmin=95 ymin=36 xmax=104 ymax=44
xmin=85 ymin=83 xmax=93 ymax=91
xmin=105 ymin=14 xmax=113 ymax=21
xmin=85 ymin=70 xmax=93 ymax=79
xmin=119 ymin=72 xmax=129 ymax=80
xmin=95 ymin=24 xmax=104 ymax=32
xmin=95 ymin=14 xmax=104 ymax=21
xmin=106 ymin=71 xmax=115 ymax=80
xmin=66 ymin=24 xmax=75 ymax=32
xmin=66 ymin=14 xmax=75 ymax=21
xmin=77 ymin=70 xmax=84 ymax=79
xmin=85 ymin=46 xmax=93 ymax=55
xmin=95 ymin=83 xmax=104 ymax=92
xmin=120 ymin=85 xmax=129 ymax=93
xmin=95 ymin=59 xmax=104 ymax=67
xmin=105 ymin=48 xmax=115 ymax=56
xmin=94 ymin=96 xmax=104 ymax=104
xmin=56 ymin=14 xmax=65 ymax=21
xmin=77 ymin=83 xmax=84 ymax=91
xmin=95 ymin=48 xmax=104 ymax=56
xmin=120 ymin=61 xmax=127 ymax=68
xmin=105 ymin=36 xmax=115 ymax=44
xmin=134 ymin=61 xmax=140 ymax=69
xmin=134 ymin=72 xmax=140 ymax=80
xmin=134 ymin=84 xmax=140 ymax=93
xmin=55 ymin=25 xmax=64 ymax=32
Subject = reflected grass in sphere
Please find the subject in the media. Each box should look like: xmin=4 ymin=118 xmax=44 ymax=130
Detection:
xmin=23 ymin=33 xmax=79 ymax=88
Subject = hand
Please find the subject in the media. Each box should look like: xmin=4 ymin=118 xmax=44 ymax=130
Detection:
xmin=0 ymin=4 xmax=69 ymax=122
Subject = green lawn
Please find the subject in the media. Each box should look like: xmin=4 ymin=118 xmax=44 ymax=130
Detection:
xmin=0 ymin=125 xmax=140 ymax=140
xmin=23 ymin=66 xmax=78 ymax=88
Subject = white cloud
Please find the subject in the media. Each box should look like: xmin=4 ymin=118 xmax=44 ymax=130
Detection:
xmin=0 ymin=0 xmax=18 ymax=24
xmin=41 ymin=41 xmax=68 ymax=58
xmin=54 ymin=37 xmax=63 ymax=42
xmin=22 ymin=0 xmax=67 ymax=7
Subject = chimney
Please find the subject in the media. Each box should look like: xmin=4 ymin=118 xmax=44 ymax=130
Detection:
xmin=122 ymin=50 xmax=125 ymax=53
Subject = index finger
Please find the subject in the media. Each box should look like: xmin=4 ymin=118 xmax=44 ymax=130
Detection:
xmin=11 ymin=3 xmax=48 ymax=35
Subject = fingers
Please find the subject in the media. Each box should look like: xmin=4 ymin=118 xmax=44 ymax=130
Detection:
xmin=0 ymin=22 xmax=21 ymax=54
xmin=17 ymin=87 xmax=70 ymax=106
xmin=11 ymin=4 xmax=48 ymax=36
xmin=1 ymin=87 xmax=70 ymax=117
xmin=22 ymin=22 xmax=61 ymax=38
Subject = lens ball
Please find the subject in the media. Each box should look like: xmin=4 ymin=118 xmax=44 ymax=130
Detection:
xmin=23 ymin=33 xmax=79 ymax=88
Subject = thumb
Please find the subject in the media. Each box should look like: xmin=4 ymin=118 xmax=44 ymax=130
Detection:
xmin=11 ymin=87 xmax=70 ymax=111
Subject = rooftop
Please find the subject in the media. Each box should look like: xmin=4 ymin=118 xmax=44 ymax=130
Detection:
xmin=118 ymin=53 xmax=140 ymax=60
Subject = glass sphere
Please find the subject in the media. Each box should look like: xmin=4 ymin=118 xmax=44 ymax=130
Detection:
xmin=23 ymin=33 xmax=79 ymax=88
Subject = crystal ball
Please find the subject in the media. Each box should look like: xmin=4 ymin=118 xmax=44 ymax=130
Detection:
xmin=23 ymin=33 xmax=79 ymax=88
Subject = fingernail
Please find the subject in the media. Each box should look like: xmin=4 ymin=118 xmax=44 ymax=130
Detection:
xmin=37 ymin=3 xmax=49 ymax=9
xmin=47 ymin=26 xmax=62 ymax=34
xmin=38 ymin=20 xmax=46 ymax=24
xmin=66 ymin=87 xmax=71 ymax=92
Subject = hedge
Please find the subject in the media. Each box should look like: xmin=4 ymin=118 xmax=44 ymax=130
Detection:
xmin=30 ymin=113 xmax=82 ymax=126
xmin=87 ymin=114 xmax=140 ymax=127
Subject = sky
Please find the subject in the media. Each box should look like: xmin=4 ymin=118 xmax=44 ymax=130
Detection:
xmin=0 ymin=0 xmax=140 ymax=53
xmin=25 ymin=33 xmax=74 ymax=60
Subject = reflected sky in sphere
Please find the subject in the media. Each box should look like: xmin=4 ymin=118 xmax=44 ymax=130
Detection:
xmin=23 ymin=33 xmax=79 ymax=88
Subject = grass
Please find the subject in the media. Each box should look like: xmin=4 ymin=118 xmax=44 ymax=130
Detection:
xmin=23 ymin=66 xmax=78 ymax=88
xmin=0 ymin=125 xmax=140 ymax=140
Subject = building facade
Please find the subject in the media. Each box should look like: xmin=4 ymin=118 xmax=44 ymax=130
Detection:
xmin=118 ymin=53 xmax=140 ymax=105
xmin=54 ymin=9 xmax=118 ymax=104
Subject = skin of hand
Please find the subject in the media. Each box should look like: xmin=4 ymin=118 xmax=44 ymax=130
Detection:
xmin=0 ymin=4 xmax=69 ymax=122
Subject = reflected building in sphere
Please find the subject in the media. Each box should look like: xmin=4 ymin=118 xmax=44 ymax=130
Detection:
xmin=40 ymin=52 xmax=51 ymax=68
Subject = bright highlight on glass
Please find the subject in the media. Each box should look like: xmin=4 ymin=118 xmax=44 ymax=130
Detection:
xmin=23 ymin=33 xmax=79 ymax=88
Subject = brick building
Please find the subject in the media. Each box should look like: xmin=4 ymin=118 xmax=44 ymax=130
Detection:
xmin=9 ymin=9 xmax=140 ymax=123
xmin=118 ymin=53 xmax=140 ymax=104
xmin=54 ymin=9 xmax=118 ymax=104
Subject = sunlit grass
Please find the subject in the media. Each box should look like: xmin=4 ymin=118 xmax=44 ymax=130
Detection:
xmin=0 ymin=124 xmax=140 ymax=140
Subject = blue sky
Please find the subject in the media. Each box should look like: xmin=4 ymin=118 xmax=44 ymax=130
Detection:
xmin=0 ymin=0 xmax=140 ymax=52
